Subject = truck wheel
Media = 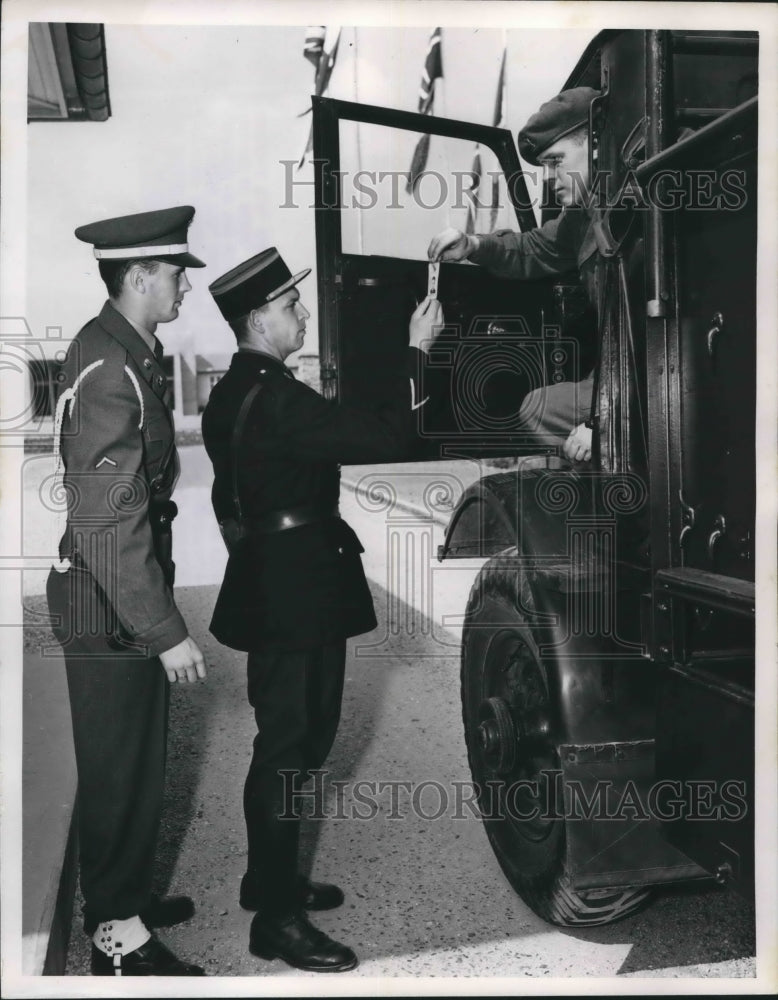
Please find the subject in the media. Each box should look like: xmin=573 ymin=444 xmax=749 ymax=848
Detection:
xmin=461 ymin=552 xmax=650 ymax=926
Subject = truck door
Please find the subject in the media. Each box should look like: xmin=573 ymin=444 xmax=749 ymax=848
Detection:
xmin=311 ymin=95 xmax=594 ymax=461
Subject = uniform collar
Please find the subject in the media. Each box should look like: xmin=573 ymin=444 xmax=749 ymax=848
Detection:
xmin=123 ymin=312 xmax=161 ymax=356
xmin=98 ymin=301 xmax=169 ymax=400
xmin=233 ymin=348 xmax=295 ymax=378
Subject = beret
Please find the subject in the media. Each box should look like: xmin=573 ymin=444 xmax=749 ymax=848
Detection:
xmin=75 ymin=205 xmax=205 ymax=267
xmin=209 ymin=247 xmax=311 ymax=322
xmin=518 ymin=87 xmax=600 ymax=165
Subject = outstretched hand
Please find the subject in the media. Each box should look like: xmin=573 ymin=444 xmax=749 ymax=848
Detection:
xmin=427 ymin=227 xmax=476 ymax=263
xmin=409 ymin=296 xmax=444 ymax=353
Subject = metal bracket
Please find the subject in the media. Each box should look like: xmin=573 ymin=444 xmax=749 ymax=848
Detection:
xmin=320 ymin=362 xmax=338 ymax=401
xmin=620 ymin=116 xmax=648 ymax=169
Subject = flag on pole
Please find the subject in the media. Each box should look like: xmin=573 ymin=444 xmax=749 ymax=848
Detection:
xmin=406 ymin=27 xmax=443 ymax=194
xmin=489 ymin=48 xmax=507 ymax=231
xmin=298 ymin=26 xmax=341 ymax=169
xmin=303 ymin=26 xmax=326 ymax=67
xmin=464 ymin=146 xmax=482 ymax=235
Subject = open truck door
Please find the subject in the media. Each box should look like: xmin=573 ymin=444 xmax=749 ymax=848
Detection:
xmin=311 ymin=95 xmax=596 ymax=462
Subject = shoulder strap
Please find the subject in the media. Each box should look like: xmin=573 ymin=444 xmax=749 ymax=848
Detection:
xmin=231 ymin=382 xmax=263 ymax=521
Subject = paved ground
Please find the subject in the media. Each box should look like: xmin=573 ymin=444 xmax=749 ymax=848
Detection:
xmin=63 ymin=577 xmax=757 ymax=980
xmin=58 ymin=449 xmax=757 ymax=982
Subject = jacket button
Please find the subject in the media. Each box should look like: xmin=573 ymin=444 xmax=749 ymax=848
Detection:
xmin=156 ymin=375 xmax=165 ymax=386
xmin=337 ymin=546 xmax=344 ymax=554
xmin=143 ymin=358 xmax=152 ymax=369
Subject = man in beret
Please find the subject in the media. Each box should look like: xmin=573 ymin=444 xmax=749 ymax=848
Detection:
xmin=202 ymin=248 xmax=442 ymax=972
xmin=46 ymin=206 xmax=207 ymax=975
xmin=428 ymin=86 xmax=601 ymax=464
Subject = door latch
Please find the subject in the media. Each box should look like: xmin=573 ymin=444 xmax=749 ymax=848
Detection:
xmin=706 ymin=312 xmax=724 ymax=366
xmin=707 ymin=513 xmax=727 ymax=566
xmin=678 ymin=488 xmax=697 ymax=554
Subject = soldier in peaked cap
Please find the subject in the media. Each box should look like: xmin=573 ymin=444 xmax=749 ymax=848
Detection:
xmin=428 ymin=86 xmax=602 ymax=464
xmin=46 ymin=206 xmax=208 ymax=976
xmin=201 ymin=247 xmax=442 ymax=972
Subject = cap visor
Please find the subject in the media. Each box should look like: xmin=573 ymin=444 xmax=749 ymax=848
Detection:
xmin=153 ymin=251 xmax=206 ymax=268
xmin=266 ymin=268 xmax=312 ymax=301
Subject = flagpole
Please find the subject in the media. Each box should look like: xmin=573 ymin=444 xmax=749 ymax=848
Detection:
xmin=502 ymin=29 xmax=508 ymax=231
xmin=352 ymin=26 xmax=364 ymax=256
xmin=434 ymin=33 xmax=453 ymax=230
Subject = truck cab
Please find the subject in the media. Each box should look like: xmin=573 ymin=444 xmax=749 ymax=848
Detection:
xmin=311 ymin=28 xmax=758 ymax=925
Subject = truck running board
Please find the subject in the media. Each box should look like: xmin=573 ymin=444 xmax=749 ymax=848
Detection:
xmin=655 ymin=567 xmax=755 ymax=617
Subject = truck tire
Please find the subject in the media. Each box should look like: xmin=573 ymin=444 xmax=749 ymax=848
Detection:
xmin=461 ymin=551 xmax=651 ymax=926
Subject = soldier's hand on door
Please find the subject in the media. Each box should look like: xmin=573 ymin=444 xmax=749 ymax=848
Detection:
xmin=564 ymin=423 xmax=592 ymax=464
xmin=160 ymin=635 xmax=207 ymax=683
xmin=427 ymin=227 xmax=478 ymax=262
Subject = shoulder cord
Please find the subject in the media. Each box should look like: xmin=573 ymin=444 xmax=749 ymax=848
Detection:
xmin=51 ymin=360 xmax=104 ymax=571
xmin=50 ymin=359 xmax=145 ymax=571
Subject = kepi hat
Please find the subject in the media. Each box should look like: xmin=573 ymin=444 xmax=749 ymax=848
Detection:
xmin=518 ymin=87 xmax=600 ymax=165
xmin=209 ymin=248 xmax=311 ymax=323
xmin=75 ymin=205 xmax=205 ymax=267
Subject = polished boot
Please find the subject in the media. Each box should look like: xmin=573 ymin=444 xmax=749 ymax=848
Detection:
xmin=240 ymin=873 xmax=344 ymax=912
xmin=249 ymin=911 xmax=357 ymax=972
xmin=90 ymin=936 xmax=205 ymax=976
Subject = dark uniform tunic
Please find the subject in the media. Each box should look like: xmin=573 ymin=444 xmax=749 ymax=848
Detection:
xmin=201 ymin=345 xmax=422 ymax=913
xmin=46 ymin=301 xmax=183 ymax=925
xmin=203 ymin=348 xmax=420 ymax=652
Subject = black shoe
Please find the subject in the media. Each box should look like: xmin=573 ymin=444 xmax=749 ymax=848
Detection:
xmin=90 ymin=936 xmax=206 ymax=976
xmin=240 ymin=873 xmax=344 ymax=912
xmin=140 ymin=894 xmax=195 ymax=928
xmin=249 ymin=912 xmax=358 ymax=972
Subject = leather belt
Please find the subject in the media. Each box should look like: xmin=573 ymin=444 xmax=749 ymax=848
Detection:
xmin=244 ymin=503 xmax=339 ymax=535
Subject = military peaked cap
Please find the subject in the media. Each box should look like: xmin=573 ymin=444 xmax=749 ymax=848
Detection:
xmin=209 ymin=248 xmax=311 ymax=322
xmin=75 ymin=205 xmax=206 ymax=267
xmin=518 ymin=87 xmax=600 ymax=165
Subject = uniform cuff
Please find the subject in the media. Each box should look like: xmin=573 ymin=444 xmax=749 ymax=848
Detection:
xmin=468 ymin=233 xmax=497 ymax=268
xmin=134 ymin=607 xmax=189 ymax=657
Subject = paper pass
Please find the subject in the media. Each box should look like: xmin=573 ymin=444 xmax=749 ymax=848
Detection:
xmin=427 ymin=261 xmax=440 ymax=299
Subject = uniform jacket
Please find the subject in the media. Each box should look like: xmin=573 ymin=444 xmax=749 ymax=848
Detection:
xmin=202 ymin=347 xmax=424 ymax=652
xmin=50 ymin=301 xmax=187 ymax=655
xmin=470 ymin=208 xmax=599 ymax=304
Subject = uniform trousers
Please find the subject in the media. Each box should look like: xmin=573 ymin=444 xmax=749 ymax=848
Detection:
xmin=47 ymin=566 xmax=169 ymax=928
xmin=243 ymin=640 xmax=346 ymax=917
xmin=518 ymin=372 xmax=595 ymax=448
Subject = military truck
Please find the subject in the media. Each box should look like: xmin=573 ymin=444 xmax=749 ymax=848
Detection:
xmin=311 ymin=28 xmax=758 ymax=926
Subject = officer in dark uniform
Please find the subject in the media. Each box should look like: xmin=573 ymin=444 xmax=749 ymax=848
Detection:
xmin=202 ymin=247 xmax=441 ymax=972
xmin=46 ymin=207 xmax=208 ymax=976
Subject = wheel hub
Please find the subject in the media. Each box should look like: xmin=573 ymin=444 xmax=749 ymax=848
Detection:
xmin=477 ymin=696 xmax=518 ymax=774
